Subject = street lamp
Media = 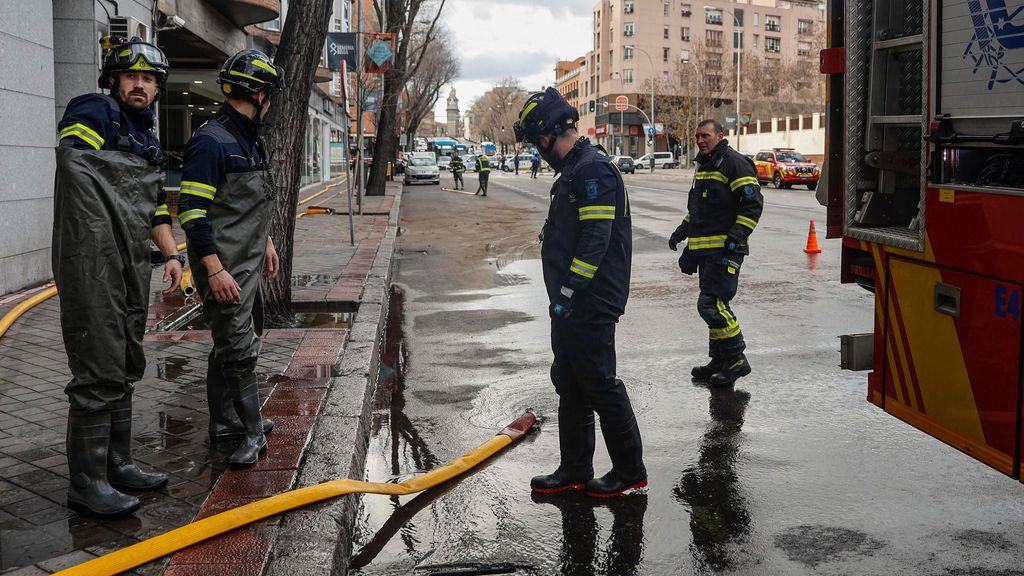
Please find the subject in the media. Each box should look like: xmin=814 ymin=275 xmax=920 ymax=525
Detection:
xmin=632 ymin=46 xmax=656 ymax=173
xmin=717 ymin=8 xmax=744 ymax=151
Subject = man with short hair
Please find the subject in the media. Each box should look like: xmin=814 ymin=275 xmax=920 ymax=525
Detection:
xmin=450 ymin=154 xmax=465 ymax=190
xmin=53 ymin=36 xmax=182 ymax=517
xmin=515 ymin=87 xmax=647 ymax=498
xmin=669 ymin=119 xmax=763 ymax=386
xmin=475 ymin=153 xmax=491 ymax=196
xmin=178 ymin=49 xmax=284 ymax=469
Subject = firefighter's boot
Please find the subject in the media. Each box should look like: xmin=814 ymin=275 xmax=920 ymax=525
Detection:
xmin=207 ymin=351 xmax=273 ymax=441
xmin=586 ymin=417 xmax=647 ymax=498
xmin=226 ymin=359 xmax=267 ymax=469
xmin=530 ymin=408 xmax=595 ymax=493
xmin=709 ymin=354 xmax=752 ymax=387
xmin=67 ymin=409 xmax=140 ymax=517
xmin=107 ymin=396 xmax=167 ymax=491
xmin=691 ymin=356 xmax=724 ymax=382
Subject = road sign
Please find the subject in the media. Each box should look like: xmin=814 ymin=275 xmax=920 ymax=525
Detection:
xmin=647 ymin=127 xmax=655 ymax=136
xmin=615 ymin=95 xmax=628 ymax=111
xmin=740 ymin=112 xmax=753 ymax=126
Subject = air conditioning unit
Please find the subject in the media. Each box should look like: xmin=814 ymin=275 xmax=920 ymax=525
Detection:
xmin=109 ymin=16 xmax=151 ymax=42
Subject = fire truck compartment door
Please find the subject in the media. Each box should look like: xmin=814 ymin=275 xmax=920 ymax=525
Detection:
xmin=884 ymin=257 xmax=1021 ymax=477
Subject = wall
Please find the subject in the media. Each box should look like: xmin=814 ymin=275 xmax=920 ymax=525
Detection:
xmin=0 ymin=1 xmax=56 ymax=295
xmin=728 ymin=113 xmax=824 ymax=160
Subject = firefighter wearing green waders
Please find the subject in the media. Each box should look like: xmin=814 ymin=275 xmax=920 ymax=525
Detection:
xmin=178 ymin=50 xmax=284 ymax=469
xmin=53 ymin=37 xmax=182 ymax=517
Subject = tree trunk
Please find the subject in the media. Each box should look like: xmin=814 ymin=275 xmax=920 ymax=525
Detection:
xmin=366 ymin=69 xmax=400 ymax=196
xmin=261 ymin=0 xmax=333 ymax=325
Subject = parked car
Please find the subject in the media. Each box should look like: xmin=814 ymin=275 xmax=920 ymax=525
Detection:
xmin=403 ymin=156 xmax=440 ymax=185
xmin=436 ymin=155 xmax=452 ymax=171
xmin=611 ymin=155 xmax=635 ymax=174
xmin=754 ymin=148 xmax=820 ymax=190
xmin=634 ymin=151 xmax=679 ymax=170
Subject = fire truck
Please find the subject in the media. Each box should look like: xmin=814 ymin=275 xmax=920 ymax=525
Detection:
xmin=820 ymin=0 xmax=1024 ymax=482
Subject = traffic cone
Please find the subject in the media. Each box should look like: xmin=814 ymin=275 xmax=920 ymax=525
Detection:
xmin=804 ymin=220 xmax=822 ymax=254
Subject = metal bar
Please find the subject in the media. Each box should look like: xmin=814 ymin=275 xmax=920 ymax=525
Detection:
xmin=873 ymin=34 xmax=923 ymax=50
xmin=870 ymin=114 xmax=922 ymax=124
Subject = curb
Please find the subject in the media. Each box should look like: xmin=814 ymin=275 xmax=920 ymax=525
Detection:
xmin=263 ymin=182 xmax=402 ymax=576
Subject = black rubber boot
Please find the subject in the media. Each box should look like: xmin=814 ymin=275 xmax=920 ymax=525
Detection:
xmin=67 ymin=409 xmax=140 ymax=517
xmin=691 ymin=356 xmax=724 ymax=382
xmin=225 ymin=359 xmax=267 ymax=469
xmin=208 ymin=351 xmax=273 ymax=441
xmin=709 ymin=354 xmax=752 ymax=387
xmin=531 ymin=409 xmax=595 ymax=493
xmin=586 ymin=418 xmax=648 ymax=498
xmin=107 ymin=395 xmax=167 ymax=491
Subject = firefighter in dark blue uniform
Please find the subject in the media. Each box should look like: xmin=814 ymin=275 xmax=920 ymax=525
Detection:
xmin=669 ymin=119 xmax=763 ymax=386
xmin=514 ymin=87 xmax=647 ymax=497
xmin=178 ymin=49 xmax=283 ymax=468
xmin=53 ymin=37 xmax=182 ymax=517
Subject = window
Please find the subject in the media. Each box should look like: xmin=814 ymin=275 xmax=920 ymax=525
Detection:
xmin=706 ymin=29 xmax=723 ymax=48
xmin=707 ymin=53 xmax=722 ymax=69
xmin=798 ymin=41 xmax=812 ymax=56
xmin=624 ymin=22 xmax=634 ymax=36
xmin=663 ymin=1 xmax=670 ymax=16
xmin=765 ymin=36 xmax=781 ymax=53
xmin=681 ymin=3 xmax=691 ymax=17
xmin=733 ymin=8 xmax=744 ymax=26
xmin=624 ymin=0 xmax=634 ymax=13
xmin=705 ymin=74 xmax=722 ymax=91
xmin=706 ymin=7 xmax=723 ymax=25
xmin=734 ymin=32 xmax=744 ymax=49
xmin=663 ymin=71 xmax=669 ymax=81
xmin=753 ymin=13 xmax=759 ymax=26
xmin=664 ymin=25 xmax=670 ymax=39
xmin=680 ymin=49 xmax=690 ymax=62
xmin=624 ymin=69 xmax=634 ymax=84
xmin=663 ymin=47 xmax=670 ymax=62
xmin=753 ymin=33 xmax=760 ymax=48
xmin=798 ymin=19 xmax=813 ymax=35
xmin=609 ymin=49 xmax=614 ymax=62
xmin=681 ymin=26 xmax=690 ymax=41
xmin=766 ymin=15 xmax=781 ymax=32
xmin=624 ymin=45 xmax=633 ymax=60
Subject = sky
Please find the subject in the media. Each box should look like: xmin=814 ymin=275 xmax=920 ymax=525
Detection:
xmin=430 ymin=0 xmax=595 ymax=121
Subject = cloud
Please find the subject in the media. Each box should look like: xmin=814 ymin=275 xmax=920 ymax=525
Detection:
xmin=458 ymin=50 xmax=560 ymax=83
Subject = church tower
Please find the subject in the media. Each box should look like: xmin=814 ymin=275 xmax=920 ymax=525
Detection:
xmin=446 ymin=89 xmax=460 ymax=138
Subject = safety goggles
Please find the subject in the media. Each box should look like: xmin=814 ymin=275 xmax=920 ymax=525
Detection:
xmin=112 ymin=43 xmax=168 ymax=71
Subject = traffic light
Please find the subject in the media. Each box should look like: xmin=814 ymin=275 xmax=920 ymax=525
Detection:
xmin=589 ymin=100 xmax=595 ymax=112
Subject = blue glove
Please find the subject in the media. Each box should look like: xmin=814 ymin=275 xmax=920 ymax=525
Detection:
xmin=549 ymin=293 xmax=573 ymax=319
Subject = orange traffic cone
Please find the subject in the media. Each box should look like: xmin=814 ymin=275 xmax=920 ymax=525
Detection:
xmin=804 ymin=219 xmax=822 ymax=254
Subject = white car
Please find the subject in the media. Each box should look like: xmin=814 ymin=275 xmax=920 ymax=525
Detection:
xmin=403 ymin=156 xmax=440 ymax=185
xmin=436 ymin=155 xmax=452 ymax=171
xmin=634 ymin=151 xmax=679 ymax=170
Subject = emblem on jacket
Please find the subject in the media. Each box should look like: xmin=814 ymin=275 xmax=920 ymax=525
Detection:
xmin=585 ymin=179 xmax=599 ymax=200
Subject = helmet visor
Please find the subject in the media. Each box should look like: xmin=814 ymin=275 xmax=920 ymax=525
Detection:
xmin=114 ymin=43 xmax=168 ymax=72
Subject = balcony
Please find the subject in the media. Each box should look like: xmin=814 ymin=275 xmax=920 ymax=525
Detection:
xmin=207 ymin=0 xmax=281 ymax=28
xmin=765 ymin=22 xmax=781 ymax=32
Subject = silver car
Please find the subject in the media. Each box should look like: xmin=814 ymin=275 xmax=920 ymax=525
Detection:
xmin=403 ymin=156 xmax=440 ymax=185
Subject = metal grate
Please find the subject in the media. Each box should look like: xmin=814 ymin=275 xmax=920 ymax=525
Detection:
xmin=848 ymin=224 xmax=923 ymax=251
xmin=896 ymin=49 xmax=923 ymax=115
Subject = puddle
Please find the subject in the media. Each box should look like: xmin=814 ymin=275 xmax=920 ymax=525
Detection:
xmin=291 ymin=274 xmax=339 ymax=288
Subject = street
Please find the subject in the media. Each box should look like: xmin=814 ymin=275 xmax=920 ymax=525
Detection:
xmin=349 ymin=168 xmax=1024 ymax=575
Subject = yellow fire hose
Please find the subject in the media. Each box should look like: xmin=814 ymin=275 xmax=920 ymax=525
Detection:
xmin=54 ymin=411 xmax=537 ymax=576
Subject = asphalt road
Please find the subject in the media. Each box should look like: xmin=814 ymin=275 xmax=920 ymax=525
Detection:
xmin=349 ymin=168 xmax=1024 ymax=576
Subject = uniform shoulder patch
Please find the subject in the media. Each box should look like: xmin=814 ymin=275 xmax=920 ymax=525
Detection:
xmin=585 ymin=179 xmax=599 ymax=200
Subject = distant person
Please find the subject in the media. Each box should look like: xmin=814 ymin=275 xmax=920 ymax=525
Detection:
xmin=513 ymin=153 xmax=521 ymax=175
xmin=530 ymin=153 xmax=540 ymax=178
xmin=450 ymin=154 xmax=465 ymax=190
xmin=514 ymin=87 xmax=646 ymax=497
xmin=475 ymin=153 xmax=491 ymax=196
xmin=668 ymin=119 xmax=763 ymax=386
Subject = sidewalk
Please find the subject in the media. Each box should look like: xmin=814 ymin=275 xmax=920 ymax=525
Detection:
xmin=0 ymin=180 xmax=401 ymax=575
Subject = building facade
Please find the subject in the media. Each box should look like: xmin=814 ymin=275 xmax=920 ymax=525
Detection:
xmin=554 ymin=57 xmax=585 ymax=110
xmin=575 ymin=0 xmax=824 ymax=157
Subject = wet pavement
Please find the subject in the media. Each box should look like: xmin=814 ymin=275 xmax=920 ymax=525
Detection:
xmin=351 ymin=170 xmax=1024 ymax=575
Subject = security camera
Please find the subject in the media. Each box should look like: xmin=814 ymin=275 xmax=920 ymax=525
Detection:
xmin=167 ymin=15 xmax=185 ymax=29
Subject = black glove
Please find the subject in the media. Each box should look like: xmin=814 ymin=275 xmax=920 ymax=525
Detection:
xmin=678 ymin=251 xmax=697 ymax=275
xmin=549 ymin=293 xmax=573 ymax=319
xmin=669 ymin=225 xmax=688 ymax=251
xmin=726 ymin=232 xmax=745 ymax=253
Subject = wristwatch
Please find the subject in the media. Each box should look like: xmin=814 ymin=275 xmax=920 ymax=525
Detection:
xmin=165 ymin=254 xmax=186 ymax=267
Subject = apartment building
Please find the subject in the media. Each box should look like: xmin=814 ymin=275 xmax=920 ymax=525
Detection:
xmin=576 ymin=0 xmax=824 ymax=156
xmin=554 ymin=57 xmax=586 ymax=110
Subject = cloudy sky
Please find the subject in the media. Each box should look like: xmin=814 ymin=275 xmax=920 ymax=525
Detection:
xmin=431 ymin=0 xmax=594 ymax=119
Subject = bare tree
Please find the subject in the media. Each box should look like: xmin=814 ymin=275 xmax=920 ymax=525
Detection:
xmin=261 ymin=0 xmax=333 ymax=324
xmin=467 ymin=78 xmax=529 ymax=153
xmin=400 ymin=26 xmax=459 ymax=146
xmin=365 ymin=0 xmax=448 ymax=196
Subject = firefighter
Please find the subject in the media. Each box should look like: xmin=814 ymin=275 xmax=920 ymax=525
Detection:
xmin=514 ymin=87 xmax=647 ymax=497
xmin=53 ymin=36 xmax=181 ymax=517
xmin=178 ymin=49 xmax=284 ymax=468
xmin=669 ymin=119 xmax=763 ymax=386
xmin=450 ymin=154 xmax=466 ymax=190
xmin=474 ymin=153 xmax=491 ymax=196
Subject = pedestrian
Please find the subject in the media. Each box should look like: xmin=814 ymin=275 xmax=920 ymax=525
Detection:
xmin=475 ymin=153 xmax=491 ymax=196
xmin=450 ymin=154 xmax=465 ymax=190
xmin=53 ymin=36 xmax=181 ymax=517
xmin=669 ymin=119 xmax=763 ymax=386
xmin=178 ymin=49 xmax=284 ymax=468
xmin=513 ymin=153 xmax=520 ymax=175
xmin=514 ymin=87 xmax=647 ymax=497
xmin=530 ymin=153 xmax=540 ymax=178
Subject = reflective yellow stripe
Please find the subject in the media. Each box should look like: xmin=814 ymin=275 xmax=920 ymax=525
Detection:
xmin=60 ymin=123 xmax=105 ymax=150
xmin=229 ymin=69 xmax=265 ymax=84
xmin=178 ymin=209 xmax=207 ymax=225
xmin=518 ymin=101 xmax=539 ymax=124
xmin=683 ymin=214 xmax=690 ymax=222
xmin=709 ymin=299 xmax=741 ymax=340
xmin=251 ymin=58 xmax=278 ymax=75
xmin=153 ymin=204 xmax=170 ymax=217
xmin=570 ymin=258 xmax=598 ymax=279
xmin=736 ymin=215 xmax=758 ymax=230
xmin=180 ymin=181 xmax=217 ymax=200
xmin=687 ymin=235 xmax=728 ymax=250
xmin=730 ymin=176 xmax=759 ymax=191
xmin=695 ymin=171 xmax=728 ymax=183
xmin=709 ymin=324 xmax=742 ymax=340
xmin=579 ymin=205 xmax=615 ymax=220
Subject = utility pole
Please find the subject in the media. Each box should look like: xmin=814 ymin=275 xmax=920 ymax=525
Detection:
xmin=355 ymin=0 xmax=364 ymax=214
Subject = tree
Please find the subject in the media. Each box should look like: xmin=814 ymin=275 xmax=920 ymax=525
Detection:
xmin=400 ymin=26 xmax=459 ymax=146
xmin=365 ymin=0 xmax=448 ymax=196
xmin=261 ymin=0 xmax=333 ymax=325
xmin=467 ymin=78 xmax=529 ymax=153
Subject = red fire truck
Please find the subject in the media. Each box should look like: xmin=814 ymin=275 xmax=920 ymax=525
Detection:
xmin=820 ymin=0 xmax=1024 ymax=482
